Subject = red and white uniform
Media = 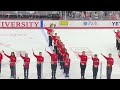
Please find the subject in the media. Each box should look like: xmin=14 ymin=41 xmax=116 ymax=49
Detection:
xmin=0 ymin=53 xmax=3 ymax=63
xmin=102 ymin=54 xmax=114 ymax=68
xmin=115 ymin=31 xmax=120 ymax=40
xmin=20 ymin=54 xmax=30 ymax=69
xmin=47 ymin=51 xmax=58 ymax=65
xmin=52 ymin=35 xmax=57 ymax=44
xmin=33 ymin=52 xmax=44 ymax=64
xmin=79 ymin=55 xmax=88 ymax=65
xmin=57 ymin=41 xmax=62 ymax=55
xmin=92 ymin=57 xmax=99 ymax=68
xmin=3 ymin=52 xmax=16 ymax=66
xmin=63 ymin=52 xmax=69 ymax=62
xmin=45 ymin=27 xmax=53 ymax=35
xmin=64 ymin=59 xmax=70 ymax=67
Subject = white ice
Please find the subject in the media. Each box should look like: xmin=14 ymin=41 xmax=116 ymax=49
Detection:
xmin=0 ymin=29 xmax=120 ymax=79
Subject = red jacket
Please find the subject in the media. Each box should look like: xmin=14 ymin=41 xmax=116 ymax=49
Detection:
xmin=62 ymin=52 xmax=69 ymax=62
xmin=45 ymin=27 xmax=53 ymax=34
xmin=57 ymin=43 xmax=62 ymax=55
xmin=64 ymin=59 xmax=70 ymax=67
xmin=33 ymin=52 xmax=44 ymax=64
xmin=4 ymin=53 xmax=16 ymax=66
xmin=52 ymin=36 xmax=57 ymax=44
xmin=47 ymin=51 xmax=58 ymax=64
xmin=0 ymin=53 xmax=3 ymax=63
xmin=79 ymin=55 xmax=88 ymax=65
xmin=61 ymin=48 xmax=65 ymax=56
xmin=115 ymin=32 xmax=120 ymax=39
xmin=92 ymin=57 xmax=99 ymax=68
xmin=102 ymin=54 xmax=114 ymax=68
xmin=57 ymin=41 xmax=61 ymax=48
xmin=20 ymin=54 xmax=30 ymax=69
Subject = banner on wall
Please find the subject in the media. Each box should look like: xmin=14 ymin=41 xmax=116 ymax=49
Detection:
xmin=112 ymin=21 xmax=120 ymax=26
xmin=59 ymin=20 xmax=68 ymax=26
xmin=83 ymin=21 xmax=98 ymax=26
xmin=0 ymin=20 xmax=40 ymax=29
xmin=1 ymin=20 xmax=120 ymax=29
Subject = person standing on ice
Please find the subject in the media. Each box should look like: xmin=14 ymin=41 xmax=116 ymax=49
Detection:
xmin=2 ymin=50 xmax=16 ymax=78
xmin=20 ymin=52 xmax=30 ymax=79
xmin=59 ymin=43 xmax=65 ymax=69
xmin=0 ymin=52 xmax=3 ymax=74
xmin=56 ymin=38 xmax=62 ymax=64
xmin=64 ymin=54 xmax=70 ymax=77
xmin=116 ymin=31 xmax=120 ymax=52
xmin=57 ymin=40 xmax=63 ymax=67
xmin=101 ymin=53 xmax=114 ymax=79
xmin=78 ymin=51 xmax=88 ymax=79
xmin=52 ymin=33 xmax=58 ymax=54
xmin=45 ymin=49 xmax=58 ymax=79
xmin=91 ymin=54 xmax=99 ymax=79
xmin=113 ymin=30 xmax=120 ymax=50
xmin=32 ymin=49 xmax=44 ymax=79
xmin=45 ymin=24 xmax=54 ymax=47
xmin=62 ymin=49 xmax=69 ymax=73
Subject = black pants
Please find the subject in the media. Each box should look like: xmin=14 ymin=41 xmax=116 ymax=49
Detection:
xmin=37 ymin=64 xmax=41 ymax=79
xmin=10 ymin=66 xmax=15 ymax=78
xmin=58 ymin=53 xmax=61 ymax=62
xmin=63 ymin=63 xmax=65 ymax=73
xmin=24 ymin=68 xmax=29 ymax=79
xmin=51 ymin=64 xmax=57 ymax=78
xmin=93 ymin=66 xmax=98 ymax=79
xmin=49 ymin=36 xmax=52 ymax=46
xmin=60 ymin=56 xmax=63 ymax=69
xmin=118 ymin=42 xmax=120 ymax=50
xmin=107 ymin=67 xmax=112 ymax=79
xmin=116 ymin=39 xmax=118 ymax=48
xmin=80 ymin=64 xmax=86 ymax=78
xmin=0 ymin=63 xmax=1 ymax=73
xmin=54 ymin=45 xmax=58 ymax=54
xmin=65 ymin=67 xmax=70 ymax=76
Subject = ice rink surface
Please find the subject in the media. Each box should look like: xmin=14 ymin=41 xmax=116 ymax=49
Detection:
xmin=0 ymin=29 xmax=120 ymax=79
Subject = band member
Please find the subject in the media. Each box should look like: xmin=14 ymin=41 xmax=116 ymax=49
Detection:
xmin=32 ymin=49 xmax=44 ymax=79
xmin=64 ymin=54 xmax=70 ymax=77
xmin=114 ymin=30 xmax=120 ymax=51
xmin=60 ymin=44 xmax=65 ymax=69
xmin=52 ymin=33 xmax=58 ymax=54
xmin=45 ymin=25 xmax=54 ymax=47
xmin=117 ymin=32 xmax=120 ymax=52
xmin=62 ymin=49 xmax=69 ymax=73
xmin=20 ymin=52 xmax=30 ymax=79
xmin=2 ymin=50 xmax=16 ymax=78
xmin=101 ymin=53 xmax=114 ymax=79
xmin=78 ymin=51 xmax=88 ymax=79
xmin=0 ymin=52 xmax=3 ymax=74
xmin=45 ymin=49 xmax=58 ymax=79
xmin=114 ymin=30 xmax=120 ymax=49
xmin=56 ymin=39 xmax=62 ymax=64
xmin=91 ymin=54 xmax=99 ymax=79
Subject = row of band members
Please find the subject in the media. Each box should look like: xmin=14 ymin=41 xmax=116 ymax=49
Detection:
xmin=0 ymin=25 xmax=116 ymax=79
xmin=0 ymin=49 xmax=117 ymax=79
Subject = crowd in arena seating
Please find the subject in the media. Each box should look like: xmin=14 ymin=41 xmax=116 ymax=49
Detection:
xmin=66 ymin=11 xmax=120 ymax=20
xmin=0 ymin=11 xmax=120 ymax=20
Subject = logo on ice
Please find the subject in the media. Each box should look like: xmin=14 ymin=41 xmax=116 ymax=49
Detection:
xmin=83 ymin=21 xmax=98 ymax=26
